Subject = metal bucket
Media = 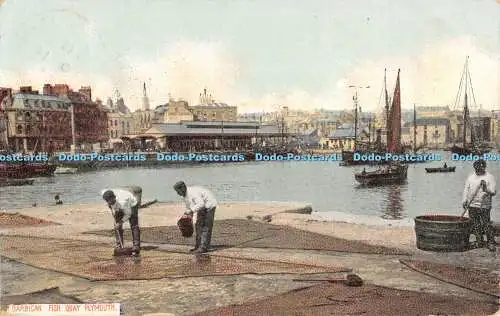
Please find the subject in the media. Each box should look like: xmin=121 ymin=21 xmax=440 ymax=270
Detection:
xmin=414 ymin=215 xmax=471 ymax=252
xmin=122 ymin=186 xmax=142 ymax=206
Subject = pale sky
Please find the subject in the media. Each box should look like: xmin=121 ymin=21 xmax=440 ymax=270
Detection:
xmin=0 ymin=0 xmax=498 ymax=113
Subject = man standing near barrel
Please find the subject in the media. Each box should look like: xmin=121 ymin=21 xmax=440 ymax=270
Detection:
xmin=101 ymin=187 xmax=142 ymax=256
xmin=462 ymin=159 xmax=496 ymax=252
xmin=173 ymin=181 xmax=217 ymax=254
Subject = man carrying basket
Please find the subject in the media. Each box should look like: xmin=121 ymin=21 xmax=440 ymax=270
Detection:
xmin=174 ymin=181 xmax=217 ymax=254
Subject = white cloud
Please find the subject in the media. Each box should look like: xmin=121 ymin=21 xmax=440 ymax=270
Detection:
xmin=0 ymin=36 xmax=497 ymax=115
xmin=238 ymin=36 xmax=499 ymax=113
xmin=329 ymin=36 xmax=499 ymax=113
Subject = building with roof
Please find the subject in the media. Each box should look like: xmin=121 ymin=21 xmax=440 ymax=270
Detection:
xmin=320 ymin=124 xmax=370 ymax=150
xmin=105 ymin=96 xmax=135 ymax=147
xmin=187 ymin=88 xmax=237 ymax=121
xmin=126 ymin=120 xmax=286 ymax=151
xmin=3 ymin=85 xmax=108 ymax=152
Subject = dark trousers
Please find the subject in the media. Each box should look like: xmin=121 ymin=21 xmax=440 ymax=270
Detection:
xmin=468 ymin=207 xmax=495 ymax=245
xmin=115 ymin=205 xmax=140 ymax=250
xmin=195 ymin=207 xmax=216 ymax=250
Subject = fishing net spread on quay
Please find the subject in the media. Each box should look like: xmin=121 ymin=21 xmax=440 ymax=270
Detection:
xmin=193 ymin=283 xmax=499 ymax=316
xmin=400 ymin=259 xmax=500 ymax=298
xmin=0 ymin=212 xmax=59 ymax=227
xmin=0 ymin=236 xmax=350 ymax=281
xmin=85 ymin=219 xmax=409 ymax=255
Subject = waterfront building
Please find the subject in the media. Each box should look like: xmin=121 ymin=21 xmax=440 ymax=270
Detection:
xmin=490 ymin=110 xmax=500 ymax=148
xmin=3 ymin=84 xmax=108 ymax=152
xmin=105 ymin=96 xmax=134 ymax=148
xmin=163 ymin=99 xmax=194 ymax=123
xmin=404 ymin=118 xmax=450 ymax=149
xmin=4 ymin=87 xmax=72 ymax=152
xmin=129 ymin=120 xmax=284 ymax=151
xmin=189 ymin=88 xmax=237 ymax=121
xmin=320 ymin=123 xmax=369 ymax=150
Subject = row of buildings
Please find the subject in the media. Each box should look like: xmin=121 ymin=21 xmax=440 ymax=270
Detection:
xmin=249 ymin=106 xmax=497 ymax=151
xmin=0 ymin=85 xmax=286 ymax=153
xmin=0 ymin=82 xmax=497 ymax=153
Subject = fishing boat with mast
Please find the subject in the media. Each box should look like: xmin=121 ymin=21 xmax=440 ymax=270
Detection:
xmin=341 ymin=70 xmax=393 ymax=166
xmin=450 ymin=56 xmax=490 ymax=156
xmin=355 ymin=69 xmax=408 ymax=186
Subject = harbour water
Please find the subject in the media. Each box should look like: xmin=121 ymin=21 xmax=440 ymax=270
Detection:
xmin=1 ymin=151 xmax=499 ymax=223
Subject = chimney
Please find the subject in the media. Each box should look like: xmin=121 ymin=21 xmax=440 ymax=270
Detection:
xmin=79 ymin=86 xmax=92 ymax=101
xmin=43 ymin=84 xmax=52 ymax=95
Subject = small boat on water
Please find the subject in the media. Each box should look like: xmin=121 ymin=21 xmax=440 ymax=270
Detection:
xmin=0 ymin=178 xmax=34 ymax=187
xmin=355 ymin=162 xmax=408 ymax=186
xmin=425 ymin=166 xmax=456 ymax=173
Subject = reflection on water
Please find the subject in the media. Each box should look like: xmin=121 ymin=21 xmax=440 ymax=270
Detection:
xmin=382 ymin=185 xmax=404 ymax=220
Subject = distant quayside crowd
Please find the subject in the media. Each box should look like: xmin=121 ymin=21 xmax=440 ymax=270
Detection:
xmin=1 ymin=152 xmax=500 ymax=163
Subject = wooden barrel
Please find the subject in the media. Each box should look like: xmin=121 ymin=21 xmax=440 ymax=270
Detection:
xmin=414 ymin=215 xmax=471 ymax=252
xmin=123 ymin=186 xmax=142 ymax=206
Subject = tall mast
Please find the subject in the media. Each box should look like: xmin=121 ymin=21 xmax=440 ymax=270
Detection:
xmin=368 ymin=114 xmax=372 ymax=146
xmin=463 ymin=57 xmax=469 ymax=147
xmin=384 ymin=68 xmax=390 ymax=150
xmin=463 ymin=92 xmax=468 ymax=147
xmin=413 ymin=104 xmax=417 ymax=153
xmin=353 ymin=91 xmax=358 ymax=151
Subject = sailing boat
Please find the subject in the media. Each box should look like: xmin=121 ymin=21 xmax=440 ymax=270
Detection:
xmin=341 ymin=74 xmax=388 ymax=166
xmin=450 ymin=57 xmax=489 ymax=156
xmin=355 ymin=69 xmax=408 ymax=186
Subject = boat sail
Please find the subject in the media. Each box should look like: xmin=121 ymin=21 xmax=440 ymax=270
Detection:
xmin=355 ymin=69 xmax=408 ymax=186
xmin=450 ymin=56 xmax=489 ymax=156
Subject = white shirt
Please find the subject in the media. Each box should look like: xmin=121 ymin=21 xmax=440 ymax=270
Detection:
xmin=462 ymin=172 xmax=496 ymax=209
xmin=184 ymin=186 xmax=218 ymax=213
xmin=100 ymin=188 xmax=138 ymax=222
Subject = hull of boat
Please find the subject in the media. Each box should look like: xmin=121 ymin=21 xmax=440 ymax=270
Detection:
xmin=425 ymin=167 xmax=456 ymax=173
xmin=0 ymin=163 xmax=56 ymax=179
xmin=451 ymin=145 xmax=489 ymax=156
xmin=355 ymin=164 xmax=408 ymax=186
xmin=0 ymin=178 xmax=34 ymax=187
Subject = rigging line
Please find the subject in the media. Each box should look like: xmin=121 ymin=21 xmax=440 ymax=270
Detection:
xmin=453 ymin=58 xmax=467 ymax=110
xmin=466 ymin=60 xmax=479 ymax=109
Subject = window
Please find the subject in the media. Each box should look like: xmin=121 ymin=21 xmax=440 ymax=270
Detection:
xmin=25 ymin=112 xmax=31 ymax=121
xmin=114 ymin=120 xmax=118 ymax=126
xmin=16 ymin=125 xmax=22 ymax=134
xmin=26 ymin=124 xmax=32 ymax=135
